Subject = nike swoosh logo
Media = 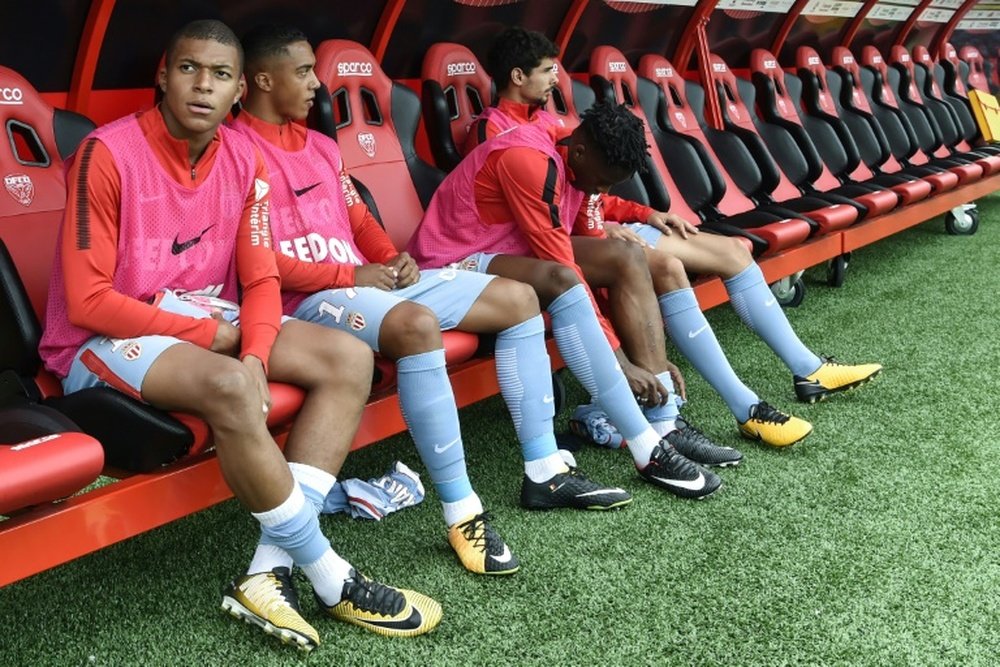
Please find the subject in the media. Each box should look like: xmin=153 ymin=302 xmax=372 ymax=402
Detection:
xmin=357 ymin=605 xmax=423 ymax=631
xmin=171 ymin=225 xmax=216 ymax=255
xmin=764 ymin=296 xmax=777 ymax=307
xmin=433 ymin=437 xmax=460 ymax=454
xmin=795 ymin=379 xmax=821 ymax=386
xmin=575 ymin=488 xmax=625 ymax=498
xmin=688 ymin=324 xmax=710 ymax=338
xmin=542 ymin=395 xmax=555 ymax=404
xmin=490 ymin=544 xmax=514 ymax=564
xmin=293 ymin=182 xmax=321 ymax=197
xmin=650 ymin=472 xmax=706 ymax=491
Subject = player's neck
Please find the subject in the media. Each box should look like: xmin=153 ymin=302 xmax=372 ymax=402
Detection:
xmin=242 ymin=99 xmax=289 ymax=127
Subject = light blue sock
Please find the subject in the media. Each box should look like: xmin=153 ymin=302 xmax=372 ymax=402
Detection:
xmin=397 ymin=349 xmax=474 ymax=503
xmin=495 ymin=314 xmax=559 ymax=462
xmin=724 ymin=264 xmax=822 ymax=377
xmin=253 ymin=486 xmax=331 ymax=568
xmin=548 ymin=285 xmax=654 ymax=444
xmin=642 ymin=371 xmax=682 ymax=425
xmin=660 ymin=288 xmax=759 ymax=421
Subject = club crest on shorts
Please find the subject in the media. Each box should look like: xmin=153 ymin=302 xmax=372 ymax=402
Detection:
xmin=4 ymin=173 xmax=34 ymax=207
xmin=347 ymin=311 xmax=366 ymax=331
xmin=120 ymin=341 xmax=142 ymax=361
xmin=458 ymin=256 xmax=478 ymax=272
xmin=357 ymin=132 xmax=377 ymax=159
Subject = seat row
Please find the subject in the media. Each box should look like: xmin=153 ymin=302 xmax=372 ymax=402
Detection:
xmin=1 ymin=39 xmax=996 ymax=586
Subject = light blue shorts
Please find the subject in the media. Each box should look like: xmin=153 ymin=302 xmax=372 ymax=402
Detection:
xmin=623 ymin=222 xmax=665 ymax=247
xmin=292 ymin=268 xmax=495 ymax=351
xmin=62 ymin=290 xmax=259 ymax=400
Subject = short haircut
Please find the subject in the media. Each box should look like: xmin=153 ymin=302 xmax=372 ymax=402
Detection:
xmin=578 ymin=102 xmax=649 ymax=174
xmin=242 ymin=24 xmax=309 ymax=74
xmin=486 ymin=27 xmax=559 ymax=87
xmin=165 ymin=19 xmax=244 ymax=73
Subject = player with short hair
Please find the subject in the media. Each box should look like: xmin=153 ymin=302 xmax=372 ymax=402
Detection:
xmin=465 ymin=27 xmax=881 ymax=449
xmin=234 ymin=24 xmax=634 ymax=578
xmin=39 ymin=20 xmax=439 ymax=652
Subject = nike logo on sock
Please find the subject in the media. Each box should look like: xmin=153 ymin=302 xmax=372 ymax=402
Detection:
xmin=542 ymin=394 xmax=555 ymax=404
xmin=433 ymin=437 xmax=460 ymax=454
xmin=171 ymin=225 xmax=216 ymax=255
xmin=687 ymin=324 xmax=710 ymax=338
xmin=649 ymin=472 xmax=706 ymax=491
xmin=293 ymin=182 xmax=321 ymax=197
xmin=490 ymin=545 xmax=514 ymax=564
xmin=764 ymin=296 xmax=777 ymax=307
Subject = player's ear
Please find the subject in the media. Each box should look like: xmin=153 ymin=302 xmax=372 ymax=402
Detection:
xmin=254 ymin=71 xmax=272 ymax=92
xmin=511 ymin=67 xmax=525 ymax=86
xmin=157 ymin=67 xmax=167 ymax=93
xmin=234 ymin=74 xmax=246 ymax=105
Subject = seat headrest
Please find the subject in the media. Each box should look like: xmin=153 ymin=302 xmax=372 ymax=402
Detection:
xmin=0 ymin=66 xmax=69 ymax=218
xmin=913 ymin=45 xmax=933 ymax=67
xmin=637 ymin=54 xmax=700 ymax=133
xmin=706 ymin=54 xmax=754 ymax=130
xmin=420 ymin=42 xmax=492 ymax=157
xmin=590 ymin=45 xmax=640 ymax=106
xmin=940 ymin=43 xmax=959 ymax=66
xmin=749 ymin=48 xmax=800 ymax=123
xmin=796 ymin=46 xmax=825 ymax=75
xmin=959 ymin=46 xmax=990 ymax=93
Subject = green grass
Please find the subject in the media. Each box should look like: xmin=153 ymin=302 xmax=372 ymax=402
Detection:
xmin=4 ymin=194 xmax=1000 ymax=665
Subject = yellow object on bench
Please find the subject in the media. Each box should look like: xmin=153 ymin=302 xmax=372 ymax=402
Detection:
xmin=969 ymin=89 xmax=1000 ymax=142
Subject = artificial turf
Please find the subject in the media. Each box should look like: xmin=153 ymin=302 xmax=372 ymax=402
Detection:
xmin=3 ymin=194 xmax=999 ymax=665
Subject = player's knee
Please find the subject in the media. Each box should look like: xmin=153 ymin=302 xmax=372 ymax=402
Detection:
xmin=718 ymin=236 xmax=754 ymax=276
xmin=608 ymin=238 xmax=647 ymax=271
xmin=318 ymin=328 xmax=374 ymax=386
xmin=649 ymin=251 xmax=689 ymax=294
xmin=497 ymin=278 xmax=541 ymax=321
xmin=542 ymin=263 xmax=581 ymax=300
xmin=382 ymin=302 xmax=443 ymax=357
xmin=201 ymin=359 xmax=258 ymax=421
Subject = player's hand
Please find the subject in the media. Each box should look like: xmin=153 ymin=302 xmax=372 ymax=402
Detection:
xmin=355 ymin=263 xmax=397 ymax=290
xmin=603 ymin=222 xmax=650 ymax=246
xmin=389 ymin=252 xmax=419 ymax=288
xmin=242 ymin=355 xmax=272 ymax=417
xmin=617 ymin=352 xmax=669 ymax=406
xmin=664 ymin=360 xmax=687 ymax=402
xmin=645 ymin=211 xmax=698 ymax=239
xmin=209 ymin=312 xmax=241 ymax=356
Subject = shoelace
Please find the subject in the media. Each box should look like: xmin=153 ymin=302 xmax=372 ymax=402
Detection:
xmin=342 ymin=572 xmax=406 ymax=616
xmin=456 ymin=512 xmax=503 ymax=554
xmin=751 ymin=401 xmax=790 ymax=425
xmin=241 ymin=570 xmax=299 ymax=617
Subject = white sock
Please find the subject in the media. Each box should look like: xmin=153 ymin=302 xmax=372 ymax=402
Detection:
xmin=649 ymin=419 xmax=676 ymax=438
xmin=442 ymin=492 xmax=484 ymax=527
xmin=247 ymin=544 xmax=294 ymax=576
xmin=627 ymin=428 xmax=662 ymax=468
xmin=524 ymin=452 xmax=570 ymax=483
xmin=303 ymin=549 xmax=354 ymax=607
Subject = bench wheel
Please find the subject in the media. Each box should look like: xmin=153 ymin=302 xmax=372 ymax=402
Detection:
xmin=827 ymin=252 xmax=850 ymax=288
xmin=945 ymin=205 xmax=979 ymax=236
xmin=771 ymin=273 xmax=806 ymax=308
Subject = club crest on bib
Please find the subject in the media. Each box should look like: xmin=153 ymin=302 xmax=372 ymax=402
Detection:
xmin=357 ymin=132 xmax=377 ymax=159
xmin=4 ymin=173 xmax=34 ymax=207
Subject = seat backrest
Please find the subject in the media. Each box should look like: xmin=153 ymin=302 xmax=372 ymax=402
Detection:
xmin=0 ymin=67 xmax=95 ymax=379
xmin=889 ymin=46 xmax=948 ymax=157
xmin=860 ymin=46 xmax=927 ymax=165
xmin=938 ymin=43 xmax=982 ymax=144
xmin=750 ymin=48 xmax=843 ymax=192
xmin=959 ymin=45 xmax=991 ymax=93
xmin=830 ymin=46 xmax=903 ymax=174
xmin=0 ymin=67 xmax=94 ymax=318
xmin=913 ymin=45 xmax=972 ymax=151
xmin=795 ymin=46 xmax=870 ymax=180
xmin=588 ymin=46 xmax=698 ymax=219
xmin=637 ymin=54 xmax=756 ymax=215
xmin=420 ymin=42 xmax=493 ymax=171
xmin=314 ymin=40 xmax=443 ymax=250
xmin=707 ymin=53 xmax=802 ymax=203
